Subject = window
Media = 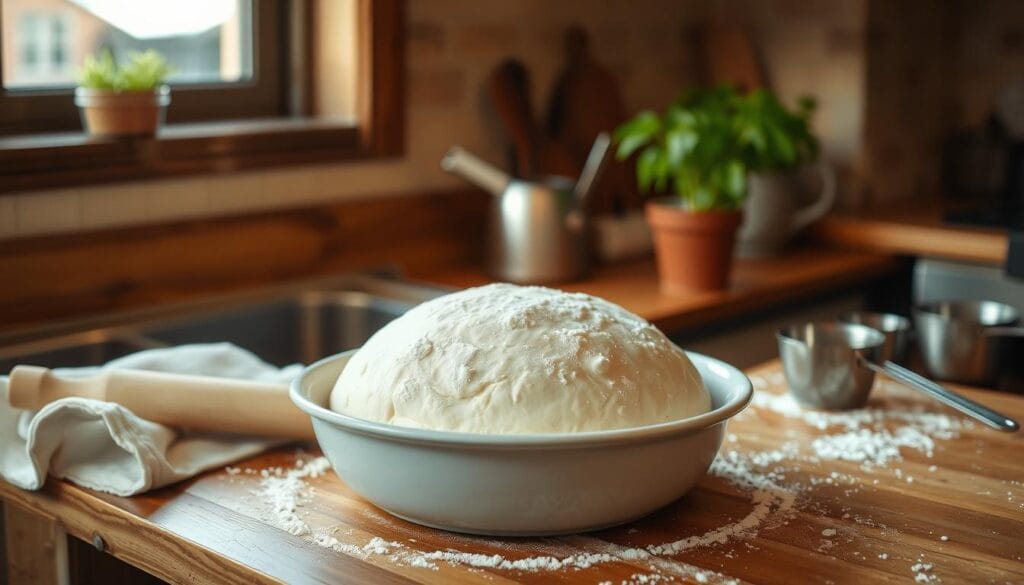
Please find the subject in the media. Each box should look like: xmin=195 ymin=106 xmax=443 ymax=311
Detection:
xmin=4 ymin=1 xmax=253 ymax=89
xmin=0 ymin=0 xmax=286 ymax=132
xmin=11 ymin=11 xmax=73 ymax=87
xmin=0 ymin=0 xmax=405 ymax=193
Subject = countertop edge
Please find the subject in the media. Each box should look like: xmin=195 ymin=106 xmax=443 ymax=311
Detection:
xmin=810 ymin=212 xmax=1009 ymax=265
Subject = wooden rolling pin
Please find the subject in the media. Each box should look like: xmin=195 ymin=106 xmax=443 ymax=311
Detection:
xmin=8 ymin=365 xmax=315 ymax=440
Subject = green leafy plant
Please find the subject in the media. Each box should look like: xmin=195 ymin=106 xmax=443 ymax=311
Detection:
xmin=78 ymin=49 xmax=172 ymax=91
xmin=614 ymin=85 xmax=818 ymax=211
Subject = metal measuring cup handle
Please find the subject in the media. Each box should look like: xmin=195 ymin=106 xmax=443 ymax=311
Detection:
xmin=859 ymin=358 xmax=1020 ymax=433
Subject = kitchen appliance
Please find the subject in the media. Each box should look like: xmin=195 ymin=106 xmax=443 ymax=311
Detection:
xmin=1008 ymin=229 xmax=1024 ymax=278
xmin=441 ymin=140 xmax=608 ymax=284
xmin=777 ymin=322 xmax=1018 ymax=431
xmin=914 ymin=300 xmax=1024 ymax=386
xmin=289 ymin=349 xmax=752 ymax=536
xmin=941 ymin=103 xmax=1024 ymax=278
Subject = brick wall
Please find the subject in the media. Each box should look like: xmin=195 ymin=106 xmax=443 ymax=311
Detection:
xmin=1 ymin=0 xmax=868 ymax=240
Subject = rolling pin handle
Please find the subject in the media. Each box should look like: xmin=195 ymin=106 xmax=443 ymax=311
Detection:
xmin=8 ymin=365 xmax=49 ymax=410
xmin=7 ymin=365 xmax=313 ymax=440
xmin=9 ymin=365 xmax=104 ymax=410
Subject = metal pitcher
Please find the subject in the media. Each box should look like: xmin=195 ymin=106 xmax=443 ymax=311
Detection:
xmin=485 ymin=176 xmax=587 ymax=283
xmin=442 ymin=139 xmax=609 ymax=284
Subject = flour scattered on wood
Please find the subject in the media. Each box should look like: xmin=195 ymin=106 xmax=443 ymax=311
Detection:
xmin=912 ymin=560 xmax=939 ymax=583
xmin=245 ymin=370 xmax=970 ymax=584
xmin=255 ymin=456 xmax=330 ymax=536
xmin=747 ymin=374 xmax=969 ymax=470
xmin=248 ymin=448 xmax=783 ymax=582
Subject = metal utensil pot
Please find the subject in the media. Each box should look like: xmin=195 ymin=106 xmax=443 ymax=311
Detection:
xmin=489 ymin=176 xmax=588 ymax=283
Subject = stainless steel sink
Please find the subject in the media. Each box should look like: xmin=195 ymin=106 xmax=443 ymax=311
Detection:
xmin=142 ymin=291 xmax=413 ymax=366
xmin=0 ymin=273 xmax=449 ymax=372
xmin=0 ymin=336 xmax=156 ymax=374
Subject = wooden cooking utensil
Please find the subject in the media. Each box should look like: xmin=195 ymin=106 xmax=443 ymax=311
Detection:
xmin=547 ymin=26 xmax=642 ymax=216
xmin=487 ymin=59 xmax=539 ymax=177
xmin=706 ymin=22 xmax=765 ymax=91
xmin=8 ymin=365 xmax=314 ymax=440
xmin=487 ymin=58 xmax=577 ymax=179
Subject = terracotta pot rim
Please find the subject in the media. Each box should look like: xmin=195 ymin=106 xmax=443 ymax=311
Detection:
xmin=646 ymin=196 xmax=743 ymax=214
xmin=645 ymin=200 xmax=742 ymax=234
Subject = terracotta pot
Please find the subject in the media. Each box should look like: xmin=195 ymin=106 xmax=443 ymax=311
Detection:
xmin=74 ymin=85 xmax=170 ymax=137
xmin=645 ymin=197 xmax=743 ymax=293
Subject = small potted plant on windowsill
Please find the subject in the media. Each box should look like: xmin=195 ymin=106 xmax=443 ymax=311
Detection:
xmin=614 ymin=85 xmax=818 ymax=292
xmin=75 ymin=49 xmax=172 ymax=137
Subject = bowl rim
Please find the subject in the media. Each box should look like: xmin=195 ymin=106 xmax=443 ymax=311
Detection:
xmin=289 ymin=349 xmax=752 ymax=448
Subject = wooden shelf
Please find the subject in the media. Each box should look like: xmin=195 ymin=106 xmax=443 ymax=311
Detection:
xmin=810 ymin=202 xmax=1009 ymax=265
xmin=421 ymin=248 xmax=901 ymax=333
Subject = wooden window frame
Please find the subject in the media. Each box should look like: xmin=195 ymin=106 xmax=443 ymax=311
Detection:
xmin=0 ymin=1 xmax=286 ymax=133
xmin=0 ymin=0 xmax=404 ymax=194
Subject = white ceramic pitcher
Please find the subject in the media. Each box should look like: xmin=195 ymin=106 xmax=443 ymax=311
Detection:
xmin=736 ymin=162 xmax=836 ymax=258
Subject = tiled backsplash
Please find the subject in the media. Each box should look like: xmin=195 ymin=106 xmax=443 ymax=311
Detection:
xmin=1 ymin=0 xmax=869 ymax=241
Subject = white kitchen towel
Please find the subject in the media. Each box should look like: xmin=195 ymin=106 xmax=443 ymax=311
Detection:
xmin=0 ymin=343 xmax=303 ymax=496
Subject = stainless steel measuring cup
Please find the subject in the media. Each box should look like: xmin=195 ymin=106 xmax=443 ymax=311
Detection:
xmin=914 ymin=300 xmax=1024 ymax=386
xmin=777 ymin=322 xmax=1019 ymax=432
xmin=838 ymin=311 xmax=911 ymax=364
xmin=777 ymin=322 xmax=884 ymax=410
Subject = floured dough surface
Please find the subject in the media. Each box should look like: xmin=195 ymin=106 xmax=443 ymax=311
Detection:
xmin=329 ymin=283 xmax=710 ymax=433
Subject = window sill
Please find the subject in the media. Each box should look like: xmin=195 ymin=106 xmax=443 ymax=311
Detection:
xmin=0 ymin=118 xmax=386 ymax=195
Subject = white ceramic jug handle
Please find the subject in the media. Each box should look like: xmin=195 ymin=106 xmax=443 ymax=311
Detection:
xmin=790 ymin=161 xmax=836 ymax=234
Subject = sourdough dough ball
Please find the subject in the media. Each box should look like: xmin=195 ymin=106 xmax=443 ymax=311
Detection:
xmin=329 ymin=283 xmax=710 ymax=433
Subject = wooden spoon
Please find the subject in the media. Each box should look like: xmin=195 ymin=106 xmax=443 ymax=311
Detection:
xmin=487 ymin=58 xmax=577 ymax=179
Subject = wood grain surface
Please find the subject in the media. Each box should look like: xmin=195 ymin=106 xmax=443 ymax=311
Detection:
xmin=0 ymin=189 xmax=487 ymax=332
xmin=2 ymin=360 xmax=1021 ymax=584
xmin=3 ymin=503 xmax=63 ymax=585
xmin=810 ymin=203 xmax=1008 ymax=265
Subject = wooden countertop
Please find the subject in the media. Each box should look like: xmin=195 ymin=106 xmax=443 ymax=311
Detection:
xmin=420 ymin=248 xmax=900 ymax=333
xmin=2 ymin=360 xmax=1021 ymax=584
xmin=810 ymin=202 xmax=1009 ymax=265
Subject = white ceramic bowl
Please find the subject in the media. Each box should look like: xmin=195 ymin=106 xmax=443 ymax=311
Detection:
xmin=290 ymin=349 xmax=752 ymax=536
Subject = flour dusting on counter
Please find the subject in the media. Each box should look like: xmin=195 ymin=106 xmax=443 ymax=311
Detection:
xmin=256 ymin=456 xmax=330 ymax=536
xmin=745 ymin=371 xmax=969 ymax=470
xmin=245 ymin=370 xmax=980 ymax=583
